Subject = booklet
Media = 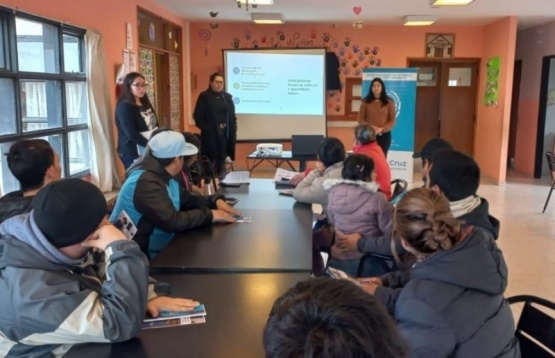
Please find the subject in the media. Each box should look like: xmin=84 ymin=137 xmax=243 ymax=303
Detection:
xmin=221 ymin=171 xmax=250 ymax=185
xmin=278 ymin=189 xmax=293 ymax=196
xmin=141 ymin=316 xmax=206 ymax=330
xmin=113 ymin=210 xmax=137 ymax=240
xmin=144 ymin=304 xmax=207 ymax=323
xmin=273 ymin=168 xmax=298 ymax=186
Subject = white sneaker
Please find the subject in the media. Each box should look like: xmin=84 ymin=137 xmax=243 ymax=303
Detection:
xmin=225 ymin=156 xmax=234 ymax=164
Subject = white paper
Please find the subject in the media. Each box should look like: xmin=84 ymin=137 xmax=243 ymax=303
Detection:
xmin=123 ymin=50 xmax=130 ymax=75
xmin=114 ymin=210 xmax=137 ymax=240
xmin=129 ymin=50 xmax=137 ymax=72
xmin=222 ymin=171 xmax=250 ymax=184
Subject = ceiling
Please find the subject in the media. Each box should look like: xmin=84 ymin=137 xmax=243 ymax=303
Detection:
xmin=152 ymin=0 xmax=555 ymax=29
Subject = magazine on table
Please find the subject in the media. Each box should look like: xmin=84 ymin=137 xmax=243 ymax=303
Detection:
xmin=142 ymin=316 xmax=206 ymax=330
xmin=143 ymin=304 xmax=206 ymax=322
xmin=273 ymin=168 xmax=298 ymax=186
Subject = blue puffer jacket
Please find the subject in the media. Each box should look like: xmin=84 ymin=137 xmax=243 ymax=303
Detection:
xmin=395 ymin=227 xmax=520 ymax=358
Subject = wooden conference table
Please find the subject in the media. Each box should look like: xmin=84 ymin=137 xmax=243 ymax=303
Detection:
xmin=150 ymin=179 xmax=314 ymax=273
xmin=66 ymin=179 xmax=313 ymax=358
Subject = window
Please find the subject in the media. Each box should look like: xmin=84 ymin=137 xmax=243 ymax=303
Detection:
xmin=345 ymin=77 xmax=363 ymax=117
xmin=0 ymin=9 xmax=90 ymax=195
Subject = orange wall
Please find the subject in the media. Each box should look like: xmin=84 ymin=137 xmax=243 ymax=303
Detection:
xmin=474 ymin=17 xmax=517 ymax=184
xmin=515 ymin=21 xmax=555 ymax=176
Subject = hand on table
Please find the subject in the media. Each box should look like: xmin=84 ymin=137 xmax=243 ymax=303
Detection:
xmin=357 ymin=280 xmax=380 ymax=295
xmin=358 ymin=277 xmax=383 ymax=285
xmin=216 ymin=199 xmax=242 ymax=216
xmin=147 ymin=296 xmax=200 ymax=318
xmin=290 ymin=173 xmax=305 ymax=187
xmin=211 ymin=210 xmax=236 ymax=223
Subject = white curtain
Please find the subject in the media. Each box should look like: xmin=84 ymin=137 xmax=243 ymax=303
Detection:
xmin=85 ymin=31 xmax=122 ymax=191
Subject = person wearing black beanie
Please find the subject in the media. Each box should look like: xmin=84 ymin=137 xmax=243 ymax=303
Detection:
xmin=0 ymin=179 xmax=199 ymax=356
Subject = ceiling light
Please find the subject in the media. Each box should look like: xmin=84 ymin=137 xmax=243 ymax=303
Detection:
xmin=430 ymin=0 xmax=475 ymax=5
xmin=404 ymin=15 xmax=437 ymax=26
xmin=251 ymin=13 xmax=283 ymax=24
xmin=237 ymin=0 xmax=274 ymax=4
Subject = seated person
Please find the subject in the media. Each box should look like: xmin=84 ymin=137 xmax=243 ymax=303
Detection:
xmin=292 ymin=137 xmax=345 ymax=208
xmin=0 ymin=139 xmax=61 ymax=224
xmin=323 ymin=154 xmax=393 ymax=276
xmin=359 ymin=150 xmax=501 ymax=314
xmin=176 ymin=132 xmax=204 ymax=195
xmin=0 ymin=179 xmax=198 ymax=357
xmin=263 ymin=277 xmax=406 ymax=358
xmin=352 ymin=124 xmax=392 ymax=199
xmin=412 ymin=137 xmax=453 ymax=185
xmin=110 ymin=130 xmax=240 ymax=258
xmin=369 ymin=188 xmax=518 ymax=358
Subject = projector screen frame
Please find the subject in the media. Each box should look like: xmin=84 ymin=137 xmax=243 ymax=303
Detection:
xmin=221 ymin=47 xmax=328 ymax=142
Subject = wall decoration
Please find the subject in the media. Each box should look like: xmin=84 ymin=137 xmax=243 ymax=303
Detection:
xmin=149 ymin=22 xmax=155 ymax=42
xmin=484 ymin=56 xmax=500 ymax=107
xmin=126 ymin=23 xmax=133 ymax=50
xmin=169 ymin=55 xmax=181 ymax=130
xmin=425 ymin=33 xmax=454 ymax=58
xmin=139 ymin=47 xmax=156 ymax=106
xmin=199 ymin=29 xmax=211 ymax=56
xmin=353 ymin=6 xmax=362 ymax=15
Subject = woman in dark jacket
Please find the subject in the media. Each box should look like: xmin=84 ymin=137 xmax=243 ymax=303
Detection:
xmin=193 ymin=72 xmax=237 ymax=178
xmin=392 ymin=188 xmax=519 ymax=358
xmin=115 ymin=72 xmax=158 ymax=169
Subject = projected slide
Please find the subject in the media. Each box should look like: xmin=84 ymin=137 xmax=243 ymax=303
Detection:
xmin=225 ymin=52 xmax=324 ymax=115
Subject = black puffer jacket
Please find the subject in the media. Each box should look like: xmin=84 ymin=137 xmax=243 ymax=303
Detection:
xmin=395 ymin=228 xmax=519 ymax=358
xmin=0 ymin=191 xmax=33 ymax=225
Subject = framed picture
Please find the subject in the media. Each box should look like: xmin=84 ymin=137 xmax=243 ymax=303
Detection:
xmin=425 ymin=33 xmax=455 ymax=58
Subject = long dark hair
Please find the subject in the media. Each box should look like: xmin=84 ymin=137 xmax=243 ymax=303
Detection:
xmin=362 ymin=77 xmax=390 ymax=107
xmin=119 ymin=72 xmax=154 ymax=108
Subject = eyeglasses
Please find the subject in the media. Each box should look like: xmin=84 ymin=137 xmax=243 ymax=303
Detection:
xmin=213 ymin=81 xmax=224 ymax=85
xmin=131 ymin=83 xmax=148 ymax=88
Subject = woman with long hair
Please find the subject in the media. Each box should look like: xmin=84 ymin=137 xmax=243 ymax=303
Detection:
xmin=390 ymin=188 xmax=519 ymax=357
xmin=115 ymin=72 xmax=158 ymax=169
xmin=358 ymin=77 xmax=396 ymax=156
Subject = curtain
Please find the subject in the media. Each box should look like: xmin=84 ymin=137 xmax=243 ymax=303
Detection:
xmin=85 ymin=31 xmax=122 ymax=192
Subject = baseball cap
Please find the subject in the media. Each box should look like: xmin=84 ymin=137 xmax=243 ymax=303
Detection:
xmin=412 ymin=138 xmax=453 ymax=160
xmin=149 ymin=130 xmax=198 ymax=159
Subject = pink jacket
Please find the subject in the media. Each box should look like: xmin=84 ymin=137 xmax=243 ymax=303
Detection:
xmin=323 ymin=179 xmax=393 ymax=260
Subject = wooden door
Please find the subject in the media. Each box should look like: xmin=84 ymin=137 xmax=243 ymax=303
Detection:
xmin=155 ymin=52 xmax=170 ymax=128
xmin=439 ymin=61 xmax=479 ymax=156
xmin=409 ymin=60 xmax=442 ymax=153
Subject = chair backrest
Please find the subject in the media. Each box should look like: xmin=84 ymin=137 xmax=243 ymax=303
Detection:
xmin=390 ymin=179 xmax=408 ymax=205
xmin=546 ymin=152 xmax=555 ymax=182
xmin=194 ymin=155 xmax=218 ymax=193
xmin=508 ymin=295 xmax=555 ymax=358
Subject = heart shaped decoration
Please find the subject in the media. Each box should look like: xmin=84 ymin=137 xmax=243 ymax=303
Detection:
xmin=353 ymin=6 xmax=362 ymax=15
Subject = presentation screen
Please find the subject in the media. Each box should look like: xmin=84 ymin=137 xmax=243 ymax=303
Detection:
xmin=223 ymin=48 xmax=327 ymax=141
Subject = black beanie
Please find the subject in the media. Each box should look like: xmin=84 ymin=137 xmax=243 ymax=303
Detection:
xmin=33 ymin=179 xmax=108 ymax=248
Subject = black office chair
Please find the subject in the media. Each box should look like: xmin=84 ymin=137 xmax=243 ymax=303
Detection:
xmin=508 ymin=295 xmax=555 ymax=357
xmin=542 ymin=152 xmax=555 ymax=213
xmin=356 ymin=252 xmax=398 ymax=277
xmin=193 ymin=155 xmax=218 ymax=193
xmin=390 ymin=178 xmax=408 ymax=205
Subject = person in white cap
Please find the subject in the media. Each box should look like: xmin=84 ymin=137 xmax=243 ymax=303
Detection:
xmin=110 ymin=130 xmax=240 ymax=258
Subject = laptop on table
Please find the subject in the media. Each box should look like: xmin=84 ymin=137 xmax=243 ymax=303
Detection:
xmin=291 ymin=135 xmax=324 ymax=157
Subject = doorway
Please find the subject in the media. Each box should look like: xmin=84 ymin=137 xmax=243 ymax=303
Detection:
xmin=508 ymin=60 xmax=522 ymax=169
xmin=535 ymin=55 xmax=555 ymax=178
xmin=408 ymin=59 xmax=480 ymax=156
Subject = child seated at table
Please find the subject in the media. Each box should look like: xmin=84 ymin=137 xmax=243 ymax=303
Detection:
xmin=323 ymin=154 xmax=393 ymax=276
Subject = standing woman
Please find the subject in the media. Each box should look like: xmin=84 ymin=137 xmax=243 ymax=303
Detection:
xmin=193 ymin=72 xmax=237 ymax=178
xmin=358 ymin=77 xmax=396 ymax=156
xmin=115 ymin=72 xmax=158 ymax=169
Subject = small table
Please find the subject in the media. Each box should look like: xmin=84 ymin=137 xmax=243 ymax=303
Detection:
xmin=246 ymin=150 xmax=317 ymax=173
xmin=65 ymin=272 xmax=309 ymax=358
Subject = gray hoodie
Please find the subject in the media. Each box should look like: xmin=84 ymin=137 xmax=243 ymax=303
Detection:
xmin=0 ymin=214 xmax=150 ymax=357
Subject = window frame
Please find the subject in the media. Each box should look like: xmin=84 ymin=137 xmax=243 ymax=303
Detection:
xmin=0 ymin=7 xmax=90 ymax=185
